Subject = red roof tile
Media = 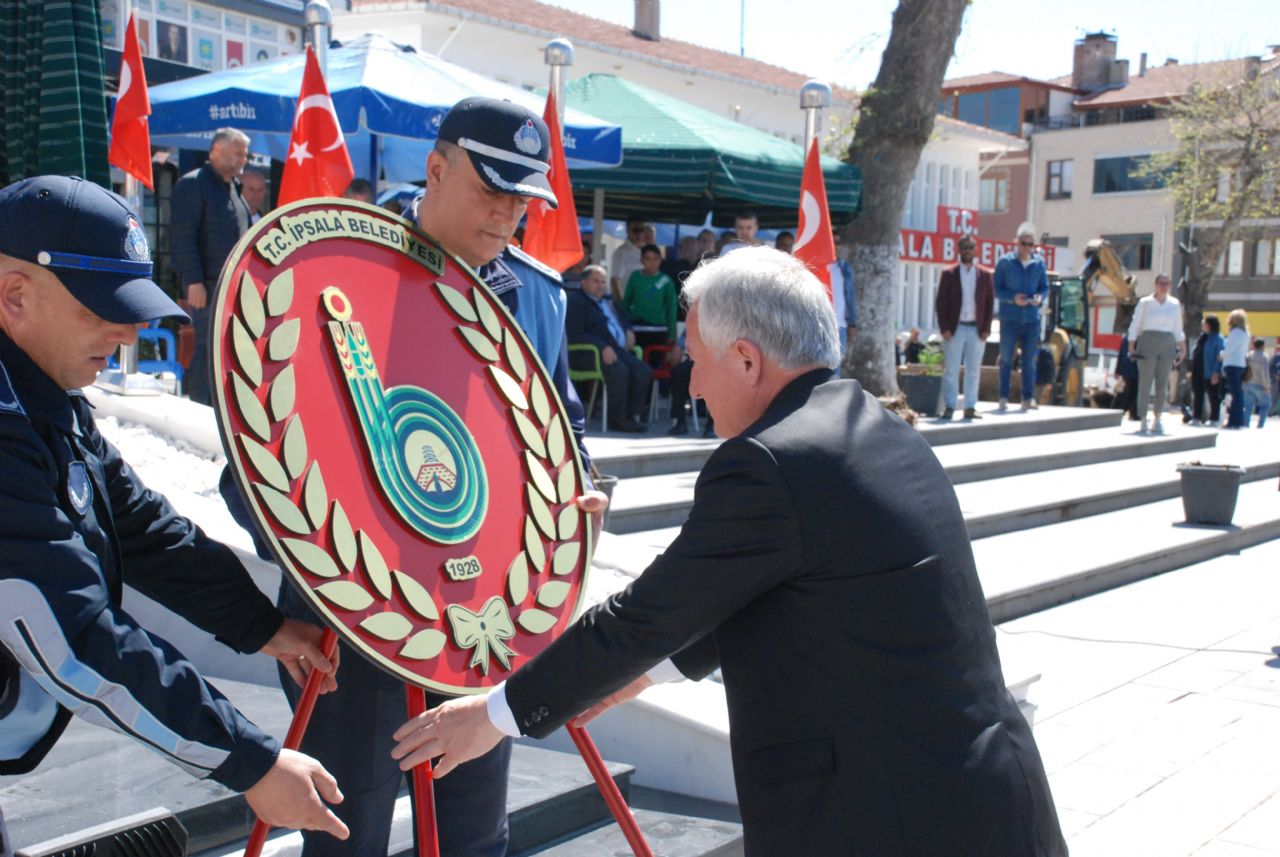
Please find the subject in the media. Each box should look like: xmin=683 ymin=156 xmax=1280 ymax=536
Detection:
xmin=941 ymin=71 xmax=1077 ymax=93
xmin=350 ymin=0 xmax=859 ymax=102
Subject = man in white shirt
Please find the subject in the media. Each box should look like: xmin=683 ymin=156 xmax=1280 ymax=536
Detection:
xmin=609 ymin=214 xmax=647 ymax=301
xmin=1126 ymin=273 xmax=1186 ymax=433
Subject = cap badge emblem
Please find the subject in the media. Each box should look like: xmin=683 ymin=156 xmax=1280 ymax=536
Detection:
xmin=513 ymin=119 xmax=542 ymax=156
xmin=124 ymin=217 xmax=150 ymax=263
xmin=66 ymin=461 xmax=93 ymax=516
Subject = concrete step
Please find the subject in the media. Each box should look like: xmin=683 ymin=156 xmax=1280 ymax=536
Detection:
xmin=586 ymin=404 xmax=1125 ymax=479
xmin=957 ymin=439 xmax=1280 ymax=539
xmin=518 ymin=809 xmax=743 ymax=856
xmin=604 ymin=425 xmax=1218 ymax=535
xmin=977 ymin=478 xmax=1280 ymax=624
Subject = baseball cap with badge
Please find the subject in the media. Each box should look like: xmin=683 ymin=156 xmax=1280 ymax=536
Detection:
xmin=437 ymin=97 xmax=558 ymax=209
xmin=0 ymin=175 xmax=189 ymax=324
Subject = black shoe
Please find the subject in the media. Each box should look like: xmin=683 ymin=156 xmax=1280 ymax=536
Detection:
xmin=941 ymin=408 xmax=954 ymax=420
xmin=609 ymin=417 xmax=646 ymax=434
xmin=667 ymin=419 xmax=688 ymax=436
xmin=964 ymin=408 xmax=982 ymax=420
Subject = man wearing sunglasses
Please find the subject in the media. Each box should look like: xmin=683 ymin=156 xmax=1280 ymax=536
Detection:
xmin=610 ymin=214 xmax=649 ymax=301
xmin=994 ymin=224 xmax=1050 ymax=411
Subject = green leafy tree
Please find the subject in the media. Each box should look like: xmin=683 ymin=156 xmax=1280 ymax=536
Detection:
xmin=1146 ymin=62 xmax=1279 ymax=343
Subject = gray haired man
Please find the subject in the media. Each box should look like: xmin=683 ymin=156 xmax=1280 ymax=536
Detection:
xmin=392 ymin=247 xmax=1067 ymax=856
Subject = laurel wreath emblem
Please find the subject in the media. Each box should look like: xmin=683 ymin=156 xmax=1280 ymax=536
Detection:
xmin=226 ymin=268 xmax=584 ymax=678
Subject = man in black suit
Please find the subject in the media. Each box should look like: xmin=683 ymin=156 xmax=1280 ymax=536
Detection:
xmin=393 ymin=247 xmax=1067 ymax=855
xmin=567 ymin=264 xmax=652 ymax=433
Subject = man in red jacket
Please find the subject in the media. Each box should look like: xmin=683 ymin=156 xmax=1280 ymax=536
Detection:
xmin=935 ymin=235 xmax=994 ymax=420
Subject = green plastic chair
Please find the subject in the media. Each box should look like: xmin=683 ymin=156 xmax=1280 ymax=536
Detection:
xmin=568 ymin=343 xmax=608 ymax=431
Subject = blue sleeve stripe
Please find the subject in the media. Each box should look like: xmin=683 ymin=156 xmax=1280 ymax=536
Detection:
xmin=0 ymin=580 xmax=229 ymax=777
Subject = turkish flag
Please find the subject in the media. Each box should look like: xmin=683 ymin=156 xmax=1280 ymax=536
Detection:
xmin=278 ymin=45 xmax=354 ymax=206
xmin=792 ymin=139 xmax=837 ymax=302
xmin=108 ymin=13 xmax=153 ymax=190
xmin=521 ymin=90 xmax=583 ymax=272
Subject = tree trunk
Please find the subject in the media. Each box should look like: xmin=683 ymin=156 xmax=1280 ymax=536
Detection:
xmin=841 ymin=0 xmax=969 ymax=396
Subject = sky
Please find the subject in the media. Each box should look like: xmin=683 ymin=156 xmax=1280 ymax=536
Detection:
xmin=542 ymin=0 xmax=1280 ymax=90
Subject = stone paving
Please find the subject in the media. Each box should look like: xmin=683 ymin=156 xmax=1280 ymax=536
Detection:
xmin=1000 ymin=538 xmax=1280 ymax=855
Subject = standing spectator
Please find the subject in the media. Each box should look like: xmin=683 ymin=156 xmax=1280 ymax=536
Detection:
xmin=1270 ymin=337 xmax=1280 ymax=416
xmin=1189 ymin=316 xmax=1224 ymax=425
xmin=1126 ymin=274 xmax=1186 ymax=434
xmin=935 ymin=235 xmax=994 ymax=420
xmin=903 ymin=328 xmax=924 ymax=364
xmin=695 ymin=228 xmax=717 ymax=263
xmin=170 ymin=128 xmax=251 ymax=405
xmin=774 ymin=231 xmax=795 ymax=254
xmin=241 ymin=167 xmax=268 ymax=225
xmin=994 ymin=223 xmax=1049 ymax=411
xmin=1114 ymin=334 xmax=1141 ymax=421
xmin=1244 ymin=338 xmax=1271 ymax=428
xmin=661 ymin=235 xmax=699 ymax=320
xmin=567 ymin=265 xmax=651 ymax=433
xmin=733 ymin=210 xmax=761 ymax=246
xmin=342 ymin=178 xmax=374 ymax=204
xmin=829 ymin=229 xmax=858 ymax=363
xmin=610 ymin=213 xmax=647 ymax=301
xmin=560 ymin=232 xmax=593 ymax=289
xmin=1220 ymin=308 xmax=1251 ymax=429
xmin=623 ymin=244 xmax=678 ymax=350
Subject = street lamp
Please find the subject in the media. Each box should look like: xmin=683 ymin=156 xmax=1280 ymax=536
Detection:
xmin=800 ymin=80 xmax=832 ymax=154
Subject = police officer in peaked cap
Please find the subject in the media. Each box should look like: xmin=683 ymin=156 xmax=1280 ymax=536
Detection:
xmin=0 ymin=175 xmax=349 ymax=846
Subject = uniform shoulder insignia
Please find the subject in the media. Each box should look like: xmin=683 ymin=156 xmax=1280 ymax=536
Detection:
xmin=0 ymin=358 xmax=27 ymax=419
xmin=504 ymin=245 xmax=563 ymax=284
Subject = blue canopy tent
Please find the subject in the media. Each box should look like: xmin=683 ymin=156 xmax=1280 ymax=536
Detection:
xmin=145 ymin=34 xmax=623 ymax=182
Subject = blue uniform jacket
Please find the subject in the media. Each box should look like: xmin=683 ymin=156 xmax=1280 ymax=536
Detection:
xmin=994 ymin=252 xmax=1050 ymax=323
xmin=0 ymin=332 xmax=282 ymax=791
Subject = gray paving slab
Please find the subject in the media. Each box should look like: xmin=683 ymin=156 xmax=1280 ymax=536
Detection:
xmin=995 ymin=541 xmax=1280 ymax=855
xmin=523 ymin=808 xmax=743 ymax=857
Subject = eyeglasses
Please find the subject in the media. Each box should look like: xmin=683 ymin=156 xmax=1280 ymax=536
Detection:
xmin=1018 ymin=240 xmax=1035 ymax=247
xmin=629 ymin=226 xmax=645 ymax=234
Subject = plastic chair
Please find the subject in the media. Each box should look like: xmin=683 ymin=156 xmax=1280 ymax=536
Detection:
xmin=568 ymin=343 xmax=608 ymax=431
xmin=108 ymin=322 xmax=185 ymax=394
xmin=643 ymin=344 xmax=675 ymax=425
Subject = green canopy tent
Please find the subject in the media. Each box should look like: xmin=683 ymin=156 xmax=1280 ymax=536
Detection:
xmin=0 ymin=0 xmax=111 ymax=187
xmin=562 ymin=73 xmax=860 ymax=230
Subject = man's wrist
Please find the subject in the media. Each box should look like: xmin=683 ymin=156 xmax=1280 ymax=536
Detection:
xmin=486 ymin=681 xmax=521 ymax=737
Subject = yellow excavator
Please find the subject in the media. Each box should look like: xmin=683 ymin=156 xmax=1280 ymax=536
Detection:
xmin=1037 ymin=238 xmax=1137 ymax=406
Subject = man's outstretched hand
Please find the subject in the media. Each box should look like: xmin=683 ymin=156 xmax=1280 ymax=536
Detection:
xmin=391 ymin=694 xmax=503 ymax=779
xmin=260 ymin=618 xmax=340 ymax=694
xmin=245 ymin=749 xmax=349 ymax=839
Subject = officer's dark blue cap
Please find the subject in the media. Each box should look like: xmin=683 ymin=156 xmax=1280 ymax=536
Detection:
xmin=0 ymin=176 xmax=189 ymax=325
xmin=437 ymin=97 xmax=558 ymax=209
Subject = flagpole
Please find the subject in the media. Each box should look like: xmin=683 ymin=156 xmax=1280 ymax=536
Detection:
xmin=544 ymin=38 xmax=573 ymax=130
xmin=800 ymin=79 xmax=831 ymax=155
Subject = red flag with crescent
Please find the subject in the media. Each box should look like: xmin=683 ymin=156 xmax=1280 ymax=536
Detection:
xmin=278 ymin=45 xmax=355 ymax=206
xmin=792 ymin=139 xmax=836 ymax=302
xmin=521 ymin=90 xmax=583 ymax=272
xmin=109 ymin=13 xmax=153 ymax=190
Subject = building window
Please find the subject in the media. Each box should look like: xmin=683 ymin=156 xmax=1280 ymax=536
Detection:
xmin=1093 ymin=155 xmax=1163 ymax=193
xmin=957 ymin=92 xmax=985 ymax=126
xmin=1046 ymin=160 xmax=1073 ymax=199
xmin=1101 ymin=233 xmax=1154 ymax=271
xmin=979 ymin=177 xmax=1008 ymax=213
xmin=1255 ymin=240 xmax=1272 ymax=277
xmin=1274 ymin=239 xmax=1280 ymax=276
xmin=1226 ymin=240 xmax=1244 ymax=276
xmin=987 ymin=87 xmax=1021 ymax=135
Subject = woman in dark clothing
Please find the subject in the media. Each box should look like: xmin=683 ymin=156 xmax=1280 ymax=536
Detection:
xmin=1191 ymin=315 xmax=1224 ymax=425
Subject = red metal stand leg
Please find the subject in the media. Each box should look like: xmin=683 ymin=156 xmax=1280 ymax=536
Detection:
xmin=567 ymin=724 xmax=654 ymax=857
xmin=405 ymin=687 xmax=441 ymax=857
xmin=244 ymin=628 xmax=339 ymax=857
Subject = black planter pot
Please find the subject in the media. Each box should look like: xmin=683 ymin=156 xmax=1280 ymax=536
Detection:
xmin=899 ymin=373 xmax=944 ymax=417
xmin=1176 ymin=463 xmax=1245 ymax=525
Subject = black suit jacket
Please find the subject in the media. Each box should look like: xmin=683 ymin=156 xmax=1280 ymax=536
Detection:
xmin=565 ymin=290 xmax=631 ymax=353
xmin=506 ymin=369 xmax=1066 ymax=855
